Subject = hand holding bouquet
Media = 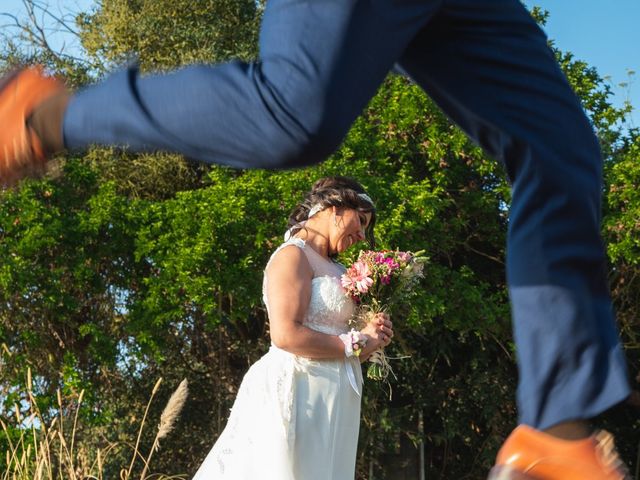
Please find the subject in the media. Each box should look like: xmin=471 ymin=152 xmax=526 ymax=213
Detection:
xmin=356 ymin=311 xmax=393 ymax=359
xmin=341 ymin=249 xmax=426 ymax=381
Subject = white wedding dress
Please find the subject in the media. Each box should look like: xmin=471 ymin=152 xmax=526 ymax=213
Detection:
xmin=192 ymin=238 xmax=363 ymax=480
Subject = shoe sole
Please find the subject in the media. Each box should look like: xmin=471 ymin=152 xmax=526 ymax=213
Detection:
xmin=0 ymin=66 xmax=65 ymax=186
xmin=0 ymin=68 xmax=32 ymax=186
xmin=488 ymin=466 xmax=540 ymax=480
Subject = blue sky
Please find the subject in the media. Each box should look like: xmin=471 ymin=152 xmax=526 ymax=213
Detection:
xmin=1 ymin=0 xmax=93 ymax=61
xmin=522 ymin=0 xmax=639 ymax=128
xmin=2 ymin=0 xmax=638 ymax=127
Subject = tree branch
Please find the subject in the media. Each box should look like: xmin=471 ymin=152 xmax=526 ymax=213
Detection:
xmin=0 ymin=0 xmax=89 ymax=64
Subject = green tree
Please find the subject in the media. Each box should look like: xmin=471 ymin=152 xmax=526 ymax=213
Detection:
xmin=1 ymin=2 xmax=638 ymax=479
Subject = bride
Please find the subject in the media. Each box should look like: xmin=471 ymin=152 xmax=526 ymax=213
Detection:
xmin=192 ymin=176 xmax=394 ymax=480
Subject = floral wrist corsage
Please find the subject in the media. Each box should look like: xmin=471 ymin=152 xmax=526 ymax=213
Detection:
xmin=339 ymin=329 xmax=367 ymax=358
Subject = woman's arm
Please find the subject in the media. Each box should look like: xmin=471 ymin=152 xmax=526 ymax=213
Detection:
xmin=266 ymin=245 xmax=391 ymax=359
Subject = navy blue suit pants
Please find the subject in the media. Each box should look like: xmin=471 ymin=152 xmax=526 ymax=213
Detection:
xmin=64 ymin=0 xmax=630 ymax=429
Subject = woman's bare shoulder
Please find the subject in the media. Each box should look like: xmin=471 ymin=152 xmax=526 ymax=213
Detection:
xmin=267 ymin=243 xmax=312 ymax=278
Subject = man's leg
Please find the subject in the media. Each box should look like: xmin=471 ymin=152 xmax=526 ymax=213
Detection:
xmin=396 ymin=0 xmax=629 ymax=477
xmin=62 ymin=0 xmax=440 ymax=170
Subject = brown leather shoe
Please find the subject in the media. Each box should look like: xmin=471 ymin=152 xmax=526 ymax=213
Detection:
xmin=488 ymin=426 xmax=630 ymax=480
xmin=0 ymin=66 xmax=66 ymax=186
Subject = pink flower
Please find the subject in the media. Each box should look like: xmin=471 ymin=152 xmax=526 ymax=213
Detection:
xmin=396 ymin=251 xmax=412 ymax=263
xmin=342 ymin=260 xmax=374 ymax=294
xmin=380 ymin=257 xmax=399 ymax=274
xmin=374 ymin=252 xmax=387 ymax=263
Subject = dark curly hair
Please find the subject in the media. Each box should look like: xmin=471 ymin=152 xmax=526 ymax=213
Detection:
xmin=287 ymin=176 xmax=376 ymax=248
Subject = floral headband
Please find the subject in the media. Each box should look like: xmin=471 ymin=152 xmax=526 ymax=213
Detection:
xmin=307 ymin=193 xmax=375 ymax=219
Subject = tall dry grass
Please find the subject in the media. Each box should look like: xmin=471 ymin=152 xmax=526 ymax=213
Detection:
xmin=1 ymin=371 xmax=188 ymax=480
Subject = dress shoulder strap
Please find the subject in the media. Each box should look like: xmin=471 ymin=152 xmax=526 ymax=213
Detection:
xmin=266 ymin=238 xmax=336 ymax=277
xmin=264 ymin=237 xmax=308 ymax=271
xmin=267 ymin=237 xmax=305 ymax=258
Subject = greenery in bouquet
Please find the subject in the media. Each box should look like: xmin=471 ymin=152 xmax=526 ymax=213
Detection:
xmin=341 ymin=250 xmax=426 ymax=381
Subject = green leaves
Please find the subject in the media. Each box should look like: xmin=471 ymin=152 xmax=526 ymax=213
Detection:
xmin=79 ymin=0 xmax=262 ymax=72
xmin=2 ymin=1 xmax=639 ymax=476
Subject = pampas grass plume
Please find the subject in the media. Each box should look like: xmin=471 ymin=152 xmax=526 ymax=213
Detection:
xmin=157 ymin=379 xmax=189 ymax=444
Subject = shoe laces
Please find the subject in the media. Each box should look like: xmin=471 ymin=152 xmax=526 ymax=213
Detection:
xmin=594 ymin=430 xmax=630 ymax=479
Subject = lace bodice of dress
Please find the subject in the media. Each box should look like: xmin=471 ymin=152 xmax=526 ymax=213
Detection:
xmin=263 ymin=238 xmax=354 ymax=336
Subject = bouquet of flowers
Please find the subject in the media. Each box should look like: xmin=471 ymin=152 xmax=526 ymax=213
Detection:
xmin=341 ymin=249 xmax=426 ymax=381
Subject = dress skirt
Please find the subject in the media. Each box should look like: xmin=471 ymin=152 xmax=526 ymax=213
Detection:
xmin=192 ymin=345 xmax=363 ymax=480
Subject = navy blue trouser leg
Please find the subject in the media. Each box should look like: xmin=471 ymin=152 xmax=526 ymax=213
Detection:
xmin=63 ymin=0 xmax=630 ymax=429
xmin=64 ymin=0 xmax=438 ymax=168
xmin=396 ymin=0 xmax=629 ymax=429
